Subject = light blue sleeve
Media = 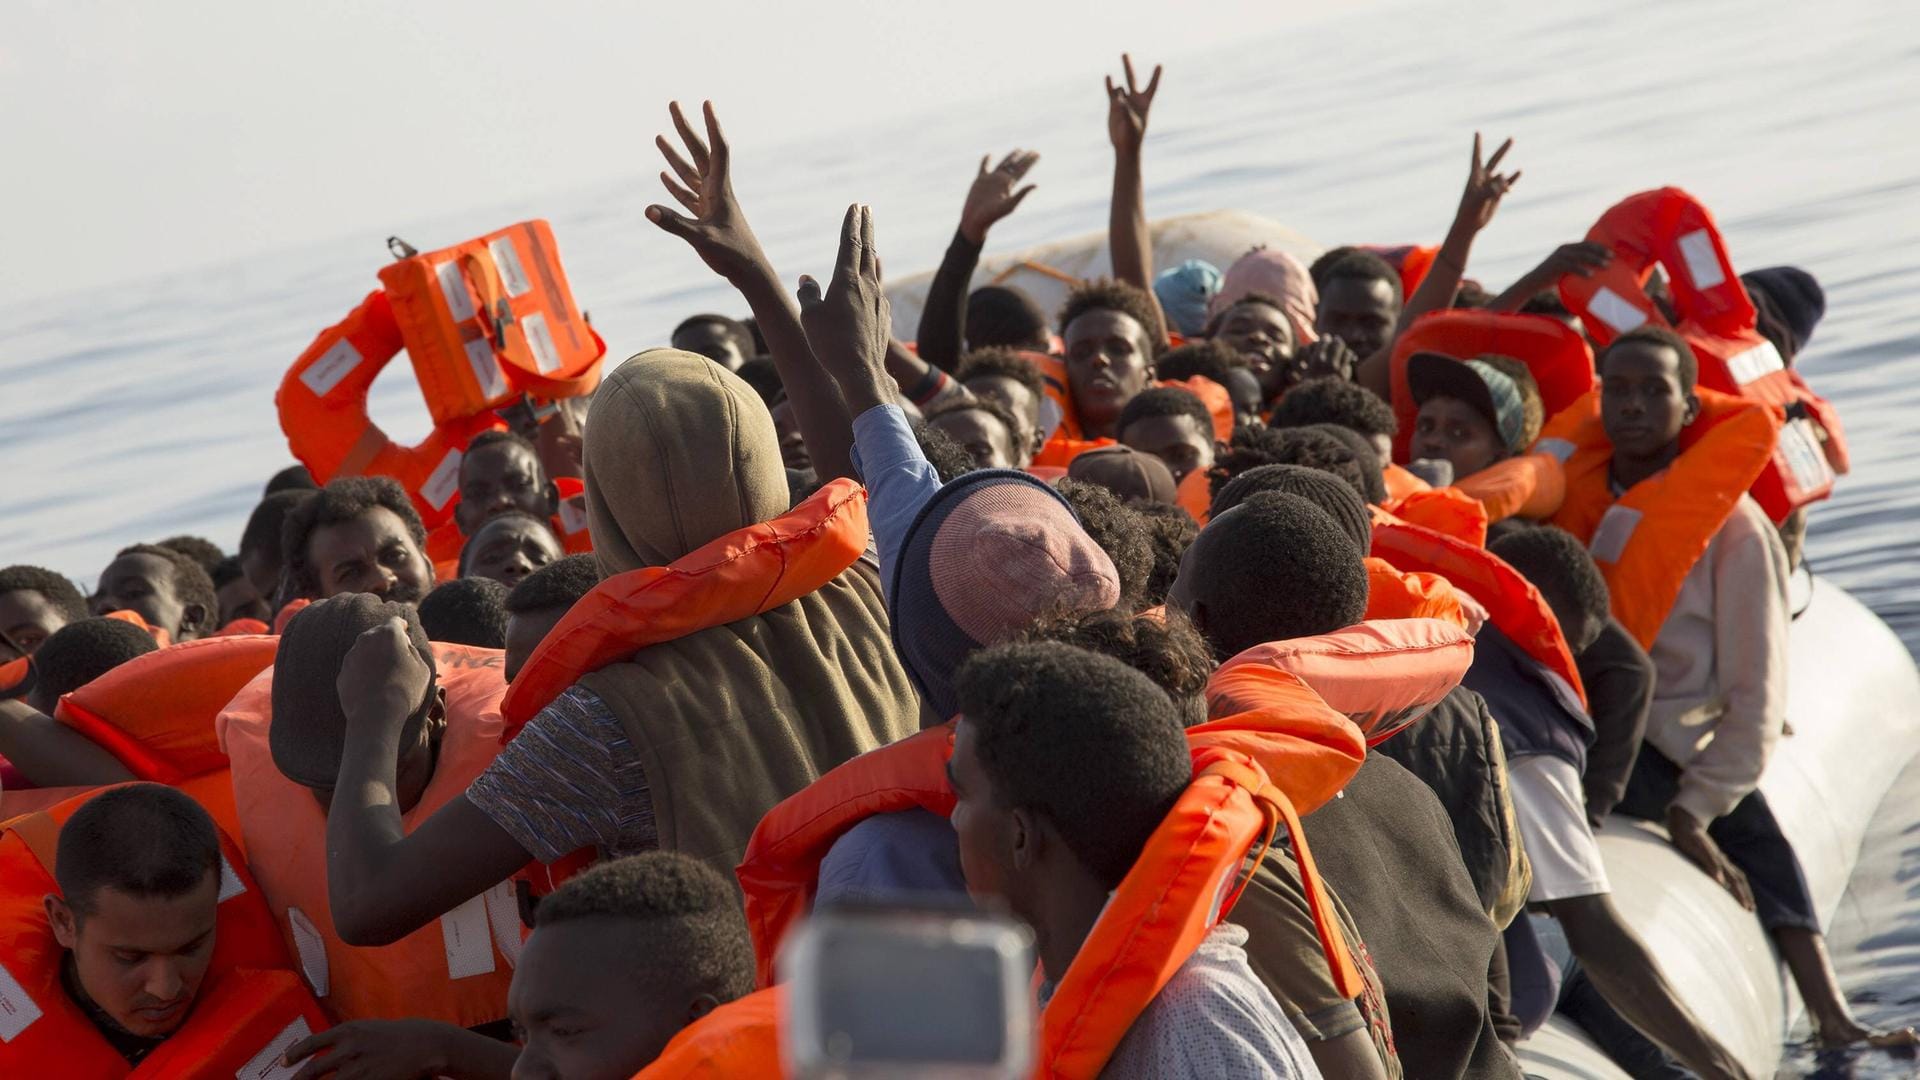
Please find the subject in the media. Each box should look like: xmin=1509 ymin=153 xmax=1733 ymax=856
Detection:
xmin=850 ymin=403 xmax=944 ymax=597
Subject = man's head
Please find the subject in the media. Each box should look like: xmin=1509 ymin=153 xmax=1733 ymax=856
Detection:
xmin=926 ymin=397 xmax=1031 ymax=470
xmin=1303 ymin=423 xmax=1389 ymax=505
xmin=1408 ymin=353 xmax=1542 ymax=478
xmin=503 ymin=554 xmax=600 ymax=683
xmin=1116 ymin=387 xmax=1219 ymax=484
xmin=239 ymin=489 xmax=313 ymax=602
xmin=1596 ymin=326 xmax=1700 ymax=462
xmin=948 ymin=642 xmax=1188 ymax=927
xmin=1489 ymin=526 xmax=1611 ymax=656
xmin=25 ymin=616 xmax=160 ymax=715
xmin=1016 ymin=606 xmax=1215 ymax=727
xmin=1050 ymin=479 xmax=1154 ymax=613
xmin=1153 ymin=339 xmax=1263 ymax=427
xmin=418 ymin=577 xmax=510 ymax=650
xmin=0 ymin=565 xmax=89 ymax=660
xmin=512 ymin=852 xmax=755 ymax=1080
xmin=956 ymin=348 xmax=1049 ymax=450
xmin=264 ymin=465 xmax=318 ymax=495
xmin=454 ymin=431 xmax=557 ymax=538
xmin=211 ymin=556 xmax=272 ymax=627
xmin=1208 ymin=464 xmax=1372 ymax=555
xmin=1208 ymin=294 xmax=1300 ymax=401
xmin=1210 ymin=425 xmax=1370 ymax=506
xmin=48 ymin=784 xmax=222 ymax=1039
xmin=1169 ymin=492 xmax=1370 ymax=661
xmin=1059 ymin=280 xmax=1163 ymax=437
xmin=670 ymin=315 xmax=756 ymax=372
xmin=93 ymin=544 xmax=217 ymax=643
xmin=1268 ymin=377 xmax=1398 ymax=468
xmin=459 ymin=511 xmax=564 ymax=589
xmin=965 ymin=286 xmax=1052 ymax=353
xmin=281 ymin=478 xmax=432 ymax=605
xmin=1129 ymin=501 xmax=1199 ymax=607
xmin=156 ymin=536 xmax=224 ymax=577
xmin=1314 ymin=251 xmax=1403 ymax=358
xmin=271 ymin=595 xmax=441 ymax=806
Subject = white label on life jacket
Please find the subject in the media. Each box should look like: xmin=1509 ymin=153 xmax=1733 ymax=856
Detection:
xmin=420 ymin=448 xmax=463 ymax=512
xmin=483 ymin=881 xmax=524 ymax=969
xmin=217 ymin=854 xmax=246 ymax=903
xmin=465 ymin=337 xmax=510 ymax=399
xmin=489 ymin=238 xmax=533 ymax=297
xmin=558 ymin=492 xmax=589 ymax=535
xmin=437 ymin=260 xmax=476 ymax=321
xmin=1534 ymin=437 xmax=1577 ymax=464
xmin=1588 ymin=504 xmax=1643 ymax=564
xmin=236 ymin=1016 xmax=311 ymax=1080
xmin=1779 ymin=417 xmax=1835 ymax=495
xmin=1675 ymin=229 xmax=1726 ymax=291
xmin=1587 ymin=287 xmax=1650 ymax=337
xmin=287 ymin=907 xmax=329 ymax=999
xmin=441 ymin=894 xmax=498 ymax=980
xmin=0 ymin=960 xmax=44 ymax=1042
xmin=1725 ymin=341 xmax=1785 ymax=386
xmin=522 ymin=312 xmax=562 ymax=374
xmin=299 ymin=338 xmax=363 ymax=400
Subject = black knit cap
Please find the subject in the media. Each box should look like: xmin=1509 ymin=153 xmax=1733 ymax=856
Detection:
xmin=271 ymin=593 xmax=436 ymax=788
xmin=1209 ymin=464 xmax=1372 ymax=555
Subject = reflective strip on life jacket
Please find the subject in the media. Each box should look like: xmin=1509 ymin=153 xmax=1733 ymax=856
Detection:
xmin=1388 ymin=310 xmax=1595 ymax=465
xmin=502 ymin=478 xmax=871 ymax=732
xmin=54 ymin=635 xmax=277 ymax=786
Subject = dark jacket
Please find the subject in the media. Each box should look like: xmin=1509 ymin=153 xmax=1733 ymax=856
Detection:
xmin=1576 ymin=617 xmax=1657 ymax=820
xmin=1464 ymin=623 xmax=1594 ymax=772
xmin=1374 ymin=686 xmax=1519 ymax=918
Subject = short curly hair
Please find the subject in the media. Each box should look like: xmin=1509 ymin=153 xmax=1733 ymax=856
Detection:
xmin=1490 ymin=525 xmax=1611 ymax=655
xmin=28 ymin=617 xmax=160 ymax=712
xmin=925 ymin=395 xmax=1030 ymax=462
xmin=1182 ymin=491 xmax=1370 ymax=659
xmin=1016 ymin=606 xmax=1215 ymax=727
xmin=966 ymin=286 xmax=1052 ymax=352
xmin=1598 ymin=325 xmax=1698 ymax=390
xmin=909 ymin=418 xmax=980 ymax=484
xmin=418 ymin=577 xmax=510 ymax=649
xmin=955 ymin=347 xmax=1046 ymax=401
xmin=1210 ymin=425 xmax=1369 ymax=505
xmin=113 ymin=544 xmax=219 ymax=633
xmin=1313 ymin=249 xmax=1403 ymax=305
xmin=55 ymin=784 xmax=219 ymax=921
xmin=1208 ymin=464 xmax=1372 ymax=555
xmin=1059 ymin=278 xmax=1165 ymax=357
xmin=281 ymin=477 xmax=429 ymax=600
xmin=0 ymin=565 xmax=89 ymax=624
xmin=954 ymin=641 xmax=1189 ymax=889
xmin=1129 ymin=501 xmax=1198 ymax=607
xmin=1116 ymin=386 xmax=1214 ymax=445
xmin=534 ymin=851 xmax=755 ymax=1005
xmin=1153 ymin=339 xmax=1247 ymax=387
xmin=505 ymin=554 xmax=600 ymax=616
xmin=157 ymin=536 xmax=225 ymax=576
xmin=1303 ymin=423 xmax=1388 ymax=505
xmin=1051 ymin=479 xmax=1155 ymax=611
xmin=1268 ymin=377 xmax=1397 ymax=440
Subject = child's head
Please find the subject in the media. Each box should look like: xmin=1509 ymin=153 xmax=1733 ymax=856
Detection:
xmin=281 ymin=478 xmax=432 ymax=605
xmin=1313 ymin=251 xmax=1403 ymax=358
xmin=513 ymin=852 xmax=755 ymax=1078
xmin=503 ymin=554 xmax=600 ymax=682
xmin=264 ymin=465 xmax=318 ymax=495
xmin=1490 ymin=526 xmax=1612 ymax=655
xmin=454 ymin=431 xmax=557 ymax=538
xmin=1407 ymin=353 xmax=1543 ymax=478
xmin=1051 ymin=479 xmax=1155 ymax=612
xmin=1169 ymin=491 xmax=1369 ymax=660
xmin=1059 ymin=280 xmax=1164 ymax=436
xmin=965 ymin=286 xmax=1052 ymax=353
xmin=1596 ymin=326 xmax=1700 ymax=462
xmin=0 ymin=564 xmax=89 ymax=659
xmin=211 ymin=555 xmax=271 ymax=627
xmin=1116 ymin=386 xmax=1219 ymax=484
xmin=238 ymin=489 xmax=314 ymax=602
xmin=956 ymin=347 xmax=1049 ymax=448
xmin=156 ymin=536 xmax=224 ymax=577
xmin=49 ymin=784 xmax=222 ymax=1039
xmin=458 ymin=510 xmax=564 ymax=589
xmin=1268 ymin=377 xmax=1398 ymax=469
xmin=1207 ymin=293 xmax=1299 ymax=401
xmin=93 ymin=544 xmax=217 ymax=643
xmin=925 ymin=397 xmax=1031 ymax=470
xmin=25 ymin=616 xmax=160 ymax=715
xmin=418 ymin=577 xmax=511 ymax=650
xmin=670 ymin=314 xmax=757 ymax=372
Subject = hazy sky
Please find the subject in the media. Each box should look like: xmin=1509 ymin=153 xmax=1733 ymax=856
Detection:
xmin=1 ymin=0 xmax=1366 ymax=302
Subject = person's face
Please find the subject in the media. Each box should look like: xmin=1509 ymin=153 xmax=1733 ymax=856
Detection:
xmin=1600 ymin=342 xmax=1698 ymax=461
xmin=464 ymin=518 xmax=563 ymax=589
xmin=1120 ymin=414 xmax=1216 ymax=484
xmin=768 ymin=400 xmax=812 ymax=473
xmin=1214 ymin=301 xmax=1296 ymax=398
xmin=216 ymin=577 xmax=272 ymax=628
xmin=509 ymin=920 xmax=710 ymax=1080
xmin=0 ymin=588 xmax=70 ymax=660
xmin=1316 ymin=277 xmax=1399 ymax=358
xmin=929 ymin=408 xmax=1023 ymax=470
xmin=964 ymin=375 xmax=1039 ymax=428
xmin=1222 ymin=369 xmax=1265 ymax=429
xmin=946 ymin=719 xmax=1028 ymax=917
xmin=1063 ymin=311 xmax=1154 ymax=434
xmin=456 ymin=443 xmax=552 ymax=537
xmin=671 ymin=322 xmax=747 ymax=372
xmin=504 ymin=607 xmax=569 ymax=683
xmin=93 ymin=553 xmax=206 ymax=641
xmin=1412 ymin=396 xmax=1507 ymax=480
xmin=305 ymin=507 xmax=432 ymax=605
xmin=48 ymin=873 xmax=218 ymax=1039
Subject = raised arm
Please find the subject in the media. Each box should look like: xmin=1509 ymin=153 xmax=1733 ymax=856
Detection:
xmin=916 ymin=150 xmax=1040 ymax=372
xmin=1106 ymin=54 xmax=1169 ymax=343
xmin=1487 ymin=241 xmax=1612 ymax=313
xmin=647 ymin=101 xmax=859 ymax=481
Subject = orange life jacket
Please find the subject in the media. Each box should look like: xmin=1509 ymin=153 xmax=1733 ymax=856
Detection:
xmin=1388 ymin=310 xmax=1595 ymax=465
xmin=276 ymin=222 xmax=606 ymax=530
xmin=1157 ymin=376 xmax=1236 ymax=444
xmin=211 ymin=619 xmax=269 ymax=638
xmin=1175 ymin=468 xmax=1212 ymax=523
xmin=1382 ymin=462 xmax=1428 ymax=502
xmin=1370 ymin=507 xmax=1588 ymax=708
xmin=219 ymin=644 xmax=531 ymax=1027
xmin=1030 ymin=435 xmax=1116 ymax=471
xmin=1452 ymin=452 xmax=1567 ymax=523
xmin=1381 ymin=485 xmax=1489 ymax=547
xmin=632 ymin=986 xmax=786 ymax=1079
xmin=55 ymin=636 xmax=276 ymax=788
xmin=1363 ymin=558 xmax=1470 ymax=630
xmin=1538 ymin=387 xmax=1778 ymax=650
xmin=423 ymin=475 xmax=595 ymax=574
xmin=1362 ymin=244 xmax=1439 ymax=300
xmin=502 ymin=478 xmax=870 ymax=732
xmin=1557 ymin=187 xmax=1845 ymax=520
xmin=0 ymin=787 xmax=329 ymax=1078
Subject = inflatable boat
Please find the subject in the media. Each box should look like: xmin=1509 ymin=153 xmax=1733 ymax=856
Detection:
xmin=891 ymin=212 xmax=1920 ymax=1079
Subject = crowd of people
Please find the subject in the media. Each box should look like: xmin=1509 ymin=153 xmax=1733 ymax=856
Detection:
xmin=1 ymin=54 xmax=1911 ymax=1080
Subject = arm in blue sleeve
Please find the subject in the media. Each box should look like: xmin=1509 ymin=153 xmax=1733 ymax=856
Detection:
xmin=851 ymin=403 xmax=944 ymax=596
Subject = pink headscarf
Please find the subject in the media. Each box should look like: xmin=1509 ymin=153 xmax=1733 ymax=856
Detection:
xmin=1207 ymin=246 xmax=1319 ymax=346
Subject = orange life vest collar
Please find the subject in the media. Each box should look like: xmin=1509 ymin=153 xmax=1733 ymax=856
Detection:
xmin=54 ymin=635 xmax=277 ymax=786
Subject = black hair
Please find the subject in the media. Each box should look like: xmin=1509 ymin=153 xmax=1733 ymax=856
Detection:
xmin=1059 ymin=279 xmax=1166 ymax=357
xmin=1519 ymin=290 xmax=1571 ymax=319
xmin=1115 ymin=386 xmax=1214 ymax=445
xmin=1598 ymin=325 xmax=1698 ymax=390
xmin=505 ymin=554 xmax=600 ymax=616
xmin=1316 ymin=250 xmax=1403 ymax=306
xmin=158 ymin=536 xmax=225 ymax=576
xmin=786 ymin=467 xmax=824 ymax=507
xmin=211 ymin=554 xmax=247 ymax=590
xmin=672 ymin=314 xmax=757 ymax=359
xmin=1208 ymin=464 xmax=1372 ymax=555
xmin=909 ymin=419 xmax=980 ymax=484
xmin=29 ymin=617 xmax=160 ymax=709
xmin=965 ymin=286 xmax=1052 ymax=352
xmin=1473 ymin=353 xmax=1546 ymax=448
xmin=534 ymin=851 xmax=755 ymax=1005
xmin=1453 ymin=280 xmax=1493 ymax=309
xmin=281 ymin=477 xmax=428 ymax=600
xmin=1153 ymin=339 xmax=1248 ymax=386
xmin=1303 ymin=423 xmax=1388 ymax=505
xmin=955 ymin=347 xmax=1047 ymax=400
xmin=1210 ymin=425 xmax=1369 ymax=505
xmin=463 ymin=430 xmax=545 ymax=476
xmin=418 ymin=577 xmax=511 ymax=649
xmin=265 ymin=465 xmax=318 ymax=495
xmin=734 ymin=357 xmax=785 ymax=407
xmin=925 ymin=396 xmax=1028 ymax=457
xmin=0 ymin=565 xmax=89 ymax=624
xmin=1016 ymin=606 xmax=1215 ymax=728
xmin=955 ymin=641 xmax=1188 ymax=889
xmin=270 ymin=594 xmax=436 ymax=789
xmin=1051 ymin=479 xmax=1154 ymax=611
xmin=55 ymin=784 xmax=221 ymax=921
xmin=240 ymin=490 xmax=314 ymax=566
xmin=1129 ymin=501 xmax=1198 ymax=607
xmin=1490 ymin=526 xmax=1611 ymax=655
xmin=1186 ymin=492 xmax=1369 ymax=659
xmin=455 ymin=510 xmax=559 ymax=577
xmin=1268 ymin=377 xmax=1397 ymax=439
xmin=114 ymin=543 xmax=219 ymax=631
xmin=1307 ymin=246 xmax=1362 ymax=291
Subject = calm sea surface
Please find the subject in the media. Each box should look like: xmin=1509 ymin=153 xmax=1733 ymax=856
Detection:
xmin=2 ymin=0 xmax=1915 ymax=1073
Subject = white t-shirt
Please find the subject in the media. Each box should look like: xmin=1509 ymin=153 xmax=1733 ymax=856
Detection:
xmin=1509 ymin=754 xmax=1611 ymax=903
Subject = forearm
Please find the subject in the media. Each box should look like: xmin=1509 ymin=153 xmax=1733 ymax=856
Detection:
xmin=440 ymin=1026 xmax=521 ymax=1079
xmin=1357 ymin=217 xmax=1477 ymax=397
xmin=732 ymin=258 xmax=859 ymax=482
xmin=916 ymin=230 xmax=983 ymax=372
xmin=326 ymin=723 xmax=415 ymax=944
xmin=1109 ymin=146 xmax=1168 ymax=343
xmin=1305 ymin=1026 xmax=1391 ymax=1080
xmin=1579 ymin=621 xmax=1654 ymax=819
xmin=1487 ymin=267 xmax=1551 ymax=313
xmin=0 ymin=699 xmax=136 ymax=786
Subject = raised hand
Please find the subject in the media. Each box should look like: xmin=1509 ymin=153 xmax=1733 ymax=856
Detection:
xmin=1105 ymin=54 xmax=1162 ymax=155
xmin=1455 ymin=133 xmax=1521 ymax=233
xmin=1535 ymin=240 xmax=1612 ymax=280
xmin=959 ymin=150 xmax=1040 ymax=246
xmin=798 ymin=204 xmax=894 ymax=415
xmin=336 ymin=616 xmax=432 ymax=738
xmin=647 ymin=100 xmax=767 ymax=284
